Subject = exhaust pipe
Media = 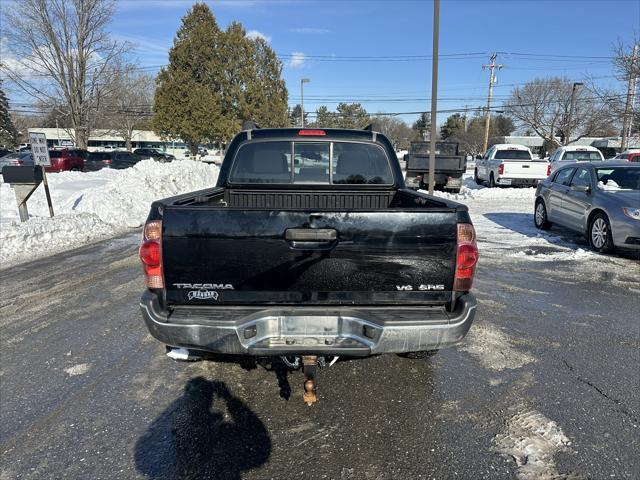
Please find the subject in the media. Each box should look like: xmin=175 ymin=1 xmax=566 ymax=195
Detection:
xmin=166 ymin=346 xmax=200 ymax=361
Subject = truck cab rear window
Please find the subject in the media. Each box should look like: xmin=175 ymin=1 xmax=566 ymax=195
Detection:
xmin=229 ymin=141 xmax=393 ymax=185
xmin=494 ymin=150 xmax=532 ymax=160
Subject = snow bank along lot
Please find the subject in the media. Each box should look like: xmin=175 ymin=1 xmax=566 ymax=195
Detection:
xmin=0 ymin=160 xmax=219 ymax=268
xmin=428 ymin=175 xmax=638 ymax=291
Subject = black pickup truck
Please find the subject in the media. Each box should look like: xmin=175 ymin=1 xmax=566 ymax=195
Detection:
xmin=139 ymin=126 xmax=478 ymax=404
xmin=404 ymin=141 xmax=467 ymax=193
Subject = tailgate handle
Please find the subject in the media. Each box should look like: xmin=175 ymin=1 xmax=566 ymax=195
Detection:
xmin=285 ymin=228 xmax=338 ymax=250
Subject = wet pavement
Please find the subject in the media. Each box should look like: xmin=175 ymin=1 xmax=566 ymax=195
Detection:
xmin=1 ymin=228 xmax=639 ymax=479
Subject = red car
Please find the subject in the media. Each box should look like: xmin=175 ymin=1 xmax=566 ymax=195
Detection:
xmin=613 ymin=151 xmax=640 ymax=162
xmin=47 ymin=148 xmax=86 ymax=172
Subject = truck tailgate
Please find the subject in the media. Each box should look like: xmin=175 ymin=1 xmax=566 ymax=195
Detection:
xmin=502 ymin=160 xmax=549 ymax=179
xmin=406 ymin=154 xmax=464 ymax=172
xmin=161 ymin=207 xmax=457 ymax=306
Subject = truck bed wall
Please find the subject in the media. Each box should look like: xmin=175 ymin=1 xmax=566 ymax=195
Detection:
xmin=171 ymin=188 xmax=451 ymax=210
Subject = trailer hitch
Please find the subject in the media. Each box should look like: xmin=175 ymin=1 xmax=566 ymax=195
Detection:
xmin=302 ymin=355 xmax=318 ymax=406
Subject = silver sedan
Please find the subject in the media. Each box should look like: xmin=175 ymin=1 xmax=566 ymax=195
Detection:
xmin=534 ymin=162 xmax=640 ymax=254
xmin=0 ymin=152 xmax=34 ymax=170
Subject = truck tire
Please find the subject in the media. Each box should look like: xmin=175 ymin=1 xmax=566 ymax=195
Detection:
xmin=534 ymin=199 xmax=552 ymax=230
xmin=489 ymin=173 xmax=496 ymax=188
xmin=589 ymin=212 xmax=614 ymax=253
xmin=474 ymin=169 xmax=481 ymax=185
xmin=398 ymin=350 xmax=439 ymax=359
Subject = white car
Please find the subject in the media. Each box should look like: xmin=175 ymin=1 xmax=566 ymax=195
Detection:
xmin=474 ymin=144 xmax=550 ymax=187
xmin=548 ymin=145 xmax=604 ymax=173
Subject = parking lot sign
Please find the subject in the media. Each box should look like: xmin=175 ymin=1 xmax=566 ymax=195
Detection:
xmin=29 ymin=132 xmax=51 ymax=166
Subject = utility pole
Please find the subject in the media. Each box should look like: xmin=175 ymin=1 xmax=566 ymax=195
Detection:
xmin=621 ymin=44 xmax=638 ymax=152
xmin=482 ymin=53 xmax=503 ymax=153
xmin=427 ymin=0 xmax=439 ymax=195
xmin=566 ymin=82 xmax=583 ymax=145
xmin=300 ymin=78 xmax=310 ymax=128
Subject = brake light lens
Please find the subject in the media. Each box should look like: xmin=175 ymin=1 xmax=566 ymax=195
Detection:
xmin=547 ymin=164 xmax=551 ymax=176
xmin=298 ymin=130 xmax=326 ymax=136
xmin=498 ymin=163 xmax=504 ymax=175
xmin=10 ymin=160 xmax=24 ymax=165
xmin=103 ymin=159 xmax=112 ymax=164
xmin=139 ymin=220 xmax=163 ymax=288
xmin=454 ymin=223 xmax=478 ymax=292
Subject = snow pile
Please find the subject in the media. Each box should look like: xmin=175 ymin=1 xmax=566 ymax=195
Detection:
xmin=428 ymin=175 xmax=605 ymax=265
xmin=597 ymin=179 xmax=629 ymax=191
xmin=429 ymin=176 xmax=536 ymax=202
xmin=1 ymin=160 xmax=219 ymax=267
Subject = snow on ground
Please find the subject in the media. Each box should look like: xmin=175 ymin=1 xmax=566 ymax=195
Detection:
xmin=0 ymin=160 xmax=219 ymax=268
xmin=428 ymin=175 xmax=589 ymax=260
xmin=427 ymin=173 xmax=639 ymax=291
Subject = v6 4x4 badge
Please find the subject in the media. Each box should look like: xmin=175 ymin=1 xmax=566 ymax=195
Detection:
xmin=187 ymin=290 xmax=219 ymax=301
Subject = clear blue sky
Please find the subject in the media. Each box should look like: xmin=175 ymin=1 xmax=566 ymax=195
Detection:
xmin=14 ymin=0 xmax=640 ymax=126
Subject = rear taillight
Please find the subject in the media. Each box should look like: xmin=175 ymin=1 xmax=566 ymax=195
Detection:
xmin=498 ymin=163 xmax=504 ymax=175
xmin=547 ymin=164 xmax=551 ymax=176
xmin=103 ymin=159 xmax=112 ymax=164
xmin=139 ymin=220 xmax=163 ymax=288
xmin=454 ymin=223 xmax=478 ymax=292
xmin=10 ymin=160 xmax=24 ymax=165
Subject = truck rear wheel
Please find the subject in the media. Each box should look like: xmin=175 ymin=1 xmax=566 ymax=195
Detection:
xmin=397 ymin=350 xmax=439 ymax=359
xmin=474 ymin=169 xmax=481 ymax=185
xmin=489 ymin=173 xmax=496 ymax=188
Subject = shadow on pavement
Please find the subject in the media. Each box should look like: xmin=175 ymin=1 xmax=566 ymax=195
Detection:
xmin=134 ymin=377 xmax=271 ymax=480
xmin=484 ymin=212 xmax=588 ymax=250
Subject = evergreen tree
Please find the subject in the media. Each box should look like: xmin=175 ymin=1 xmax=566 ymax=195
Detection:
xmin=314 ymin=105 xmax=337 ymax=128
xmin=412 ymin=112 xmax=431 ymax=139
xmin=491 ymin=114 xmax=515 ymax=137
xmin=153 ymin=3 xmax=229 ymax=153
xmin=246 ymin=36 xmax=288 ymax=127
xmin=440 ymin=113 xmax=465 ymax=139
xmin=153 ymin=3 xmax=288 ymax=152
xmin=0 ymin=83 xmax=19 ymax=149
xmin=288 ymin=104 xmax=308 ymax=127
xmin=336 ymin=103 xmax=369 ymax=129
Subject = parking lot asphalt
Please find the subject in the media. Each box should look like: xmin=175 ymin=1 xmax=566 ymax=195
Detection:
xmin=1 ymin=227 xmax=638 ymax=480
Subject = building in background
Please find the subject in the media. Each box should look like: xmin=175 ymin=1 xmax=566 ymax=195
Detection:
xmin=25 ymin=128 xmax=219 ymax=157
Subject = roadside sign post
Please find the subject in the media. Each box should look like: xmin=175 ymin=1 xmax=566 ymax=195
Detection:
xmin=29 ymin=132 xmax=55 ymax=218
xmin=1 ymin=167 xmax=44 ymax=222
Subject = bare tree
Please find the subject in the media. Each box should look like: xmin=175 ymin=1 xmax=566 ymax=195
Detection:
xmin=504 ymin=77 xmax=614 ymax=148
xmin=1 ymin=0 xmax=129 ymax=149
xmin=586 ymin=36 xmax=639 ymax=143
xmin=612 ymin=36 xmax=640 ymax=81
xmin=103 ymin=69 xmax=155 ymax=151
xmin=369 ymin=115 xmax=415 ymax=150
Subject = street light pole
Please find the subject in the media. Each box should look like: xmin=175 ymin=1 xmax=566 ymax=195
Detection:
xmin=300 ymin=78 xmax=310 ymax=127
xmin=566 ymin=82 xmax=583 ymax=145
xmin=427 ymin=0 xmax=439 ymax=195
